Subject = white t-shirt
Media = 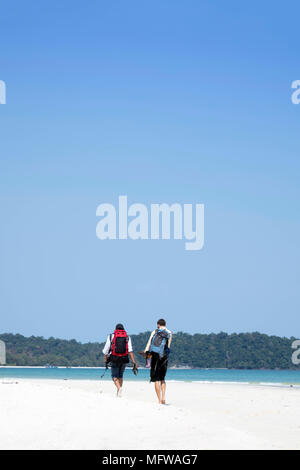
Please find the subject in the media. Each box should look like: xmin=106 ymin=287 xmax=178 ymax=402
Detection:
xmin=102 ymin=333 xmax=133 ymax=355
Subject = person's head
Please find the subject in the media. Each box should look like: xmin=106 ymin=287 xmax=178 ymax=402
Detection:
xmin=157 ymin=318 xmax=166 ymax=328
xmin=115 ymin=323 xmax=124 ymax=330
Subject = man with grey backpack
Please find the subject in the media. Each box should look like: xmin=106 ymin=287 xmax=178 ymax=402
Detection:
xmin=144 ymin=319 xmax=172 ymax=404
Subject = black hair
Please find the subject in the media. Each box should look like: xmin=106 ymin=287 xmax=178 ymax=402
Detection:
xmin=115 ymin=323 xmax=124 ymax=330
xmin=157 ymin=318 xmax=166 ymax=327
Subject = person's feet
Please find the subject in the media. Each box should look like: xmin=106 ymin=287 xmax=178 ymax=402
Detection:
xmin=117 ymin=388 xmax=122 ymax=398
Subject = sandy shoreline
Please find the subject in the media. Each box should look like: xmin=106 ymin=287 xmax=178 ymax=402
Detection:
xmin=1 ymin=378 xmax=300 ymax=450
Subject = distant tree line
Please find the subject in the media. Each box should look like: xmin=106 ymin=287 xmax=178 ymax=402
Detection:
xmin=0 ymin=331 xmax=299 ymax=369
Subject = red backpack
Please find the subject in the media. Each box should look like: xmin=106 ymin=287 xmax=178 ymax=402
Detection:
xmin=110 ymin=329 xmax=129 ymax=357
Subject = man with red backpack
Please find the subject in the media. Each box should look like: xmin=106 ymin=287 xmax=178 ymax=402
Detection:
xmin=102 ymin=323 xmax=137 ymax=396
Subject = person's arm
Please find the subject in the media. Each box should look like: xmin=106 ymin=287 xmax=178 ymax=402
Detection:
xmin=144 ymin=331 xmax=155 ymax=353
xmin=128 ymin=337 xmax=137 ymax=365
xmin=168 ymin=330 xmax=173 ymax=348
xmin=102 ymin=335 xmax=111 ymax=363
xmin=129 ymin=351 xmax=136 ymax=365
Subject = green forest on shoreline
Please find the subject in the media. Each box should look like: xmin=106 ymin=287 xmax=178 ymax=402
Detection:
xmin=0 ymin=331 xmax=299 ymax=369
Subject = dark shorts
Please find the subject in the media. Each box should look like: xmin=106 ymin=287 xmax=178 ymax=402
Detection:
xmin=111 ymin=363 xmax=126 ymax=379
xmin=150 ymin=352 xmax=168 ymax=382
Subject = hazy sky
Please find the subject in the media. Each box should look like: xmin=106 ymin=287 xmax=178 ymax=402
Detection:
xmin=0 ymin=1 xmax=299 ymax=342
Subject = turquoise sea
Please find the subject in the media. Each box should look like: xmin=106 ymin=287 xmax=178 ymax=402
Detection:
xmin=1 ymin=367 xmax=300 ymax=385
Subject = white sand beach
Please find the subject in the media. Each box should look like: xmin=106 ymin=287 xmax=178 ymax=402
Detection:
xmin=1 ymin=379 xmax=300 ymax=450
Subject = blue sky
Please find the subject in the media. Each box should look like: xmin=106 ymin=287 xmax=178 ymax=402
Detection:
xmin=0 ymin=1 xmax=299 ymax=342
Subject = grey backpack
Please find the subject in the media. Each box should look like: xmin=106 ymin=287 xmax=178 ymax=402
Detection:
xmin=150 ymin=329 xmax=170 ymax=357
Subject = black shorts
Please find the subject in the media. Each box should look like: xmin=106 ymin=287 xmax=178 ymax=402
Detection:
xmin=150 ymin=352 xmax=168 ymax=382
xmin=109 ymin=355 xmax=129 ymax=379
xmin=111 ymin=363 xmax=126 ymax=379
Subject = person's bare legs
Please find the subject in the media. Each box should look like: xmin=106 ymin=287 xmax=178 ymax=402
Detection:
xmin=161 ymin=380 xmax=166 ymax=404
xmin=113 ymin=378 xmax=120 ymax=393
xmin=113 ymin=378 xmax=123 ymax=396
xmin=154 ymin=381 xmax=161 ymax=403
xmin=118 ymin=378 xmax=123 ymax=396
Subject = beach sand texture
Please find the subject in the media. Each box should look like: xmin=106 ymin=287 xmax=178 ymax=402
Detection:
xmin=1 ymin=379 xmax=300 ymax=450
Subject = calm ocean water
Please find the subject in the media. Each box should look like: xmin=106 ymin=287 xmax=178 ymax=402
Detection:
xmin=1 ymin=367 xmax=300 ymax=385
